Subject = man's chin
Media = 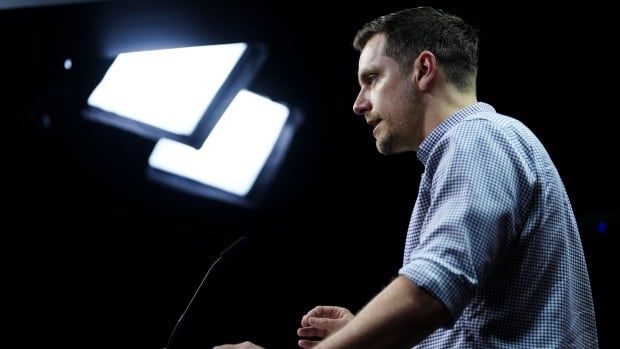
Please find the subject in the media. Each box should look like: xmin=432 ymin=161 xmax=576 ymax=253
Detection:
xmin=376 ymin=142 xmax=393 ymax=155
xmin=376 ymin=140 xmax=409 ymax=155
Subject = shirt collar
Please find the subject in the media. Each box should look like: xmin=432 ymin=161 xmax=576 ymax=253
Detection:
xmin=416 ymin=102 xmax=496 ymax=166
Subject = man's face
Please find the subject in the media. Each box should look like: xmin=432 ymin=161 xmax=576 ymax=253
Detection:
xmin=353 ymin=33 xmax=422 ymax=154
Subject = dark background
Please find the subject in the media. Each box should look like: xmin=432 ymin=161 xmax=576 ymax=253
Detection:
xmin=2 ymin=1 xmax=615 ymax=348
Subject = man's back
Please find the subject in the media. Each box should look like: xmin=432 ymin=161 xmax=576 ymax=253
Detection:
xmin=399 ymin=103 xmax=598 ymax=348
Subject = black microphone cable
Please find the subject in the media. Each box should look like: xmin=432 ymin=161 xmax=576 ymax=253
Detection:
xmin=163 ymin=236 xmax=248 ymax=349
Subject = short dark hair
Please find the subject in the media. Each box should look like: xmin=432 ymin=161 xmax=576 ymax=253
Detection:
xmin=353 ymin=7 xmax=479 ymax=90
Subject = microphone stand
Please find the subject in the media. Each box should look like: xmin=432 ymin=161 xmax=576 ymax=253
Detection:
xmin=163 ymin=236 xmax=248 ymax=349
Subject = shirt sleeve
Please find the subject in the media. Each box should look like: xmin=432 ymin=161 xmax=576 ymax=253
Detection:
xmin=399 ymin=118 xmax=535 ymax=324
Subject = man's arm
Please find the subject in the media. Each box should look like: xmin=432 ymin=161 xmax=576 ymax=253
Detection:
xmin=313 ymin=276 xmax=450 ymax=349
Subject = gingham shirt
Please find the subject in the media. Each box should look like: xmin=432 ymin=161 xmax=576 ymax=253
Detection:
xmin=399 ymin=102 xmax=598 ymax=348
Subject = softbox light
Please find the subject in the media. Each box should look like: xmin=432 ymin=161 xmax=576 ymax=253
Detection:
xmin=147 ymin=90 xmax=302 ymax=206
xmin=83 ymin=42 xmax=266 ymax=148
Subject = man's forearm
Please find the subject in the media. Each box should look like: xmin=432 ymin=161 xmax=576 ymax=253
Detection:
xmin=314 ymin=276 xmax=450 ymax=349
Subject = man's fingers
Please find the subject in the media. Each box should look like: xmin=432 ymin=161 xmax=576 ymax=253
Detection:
xmin=301 ymin=308 xmax=319 ymax=326
xmin=303 ymin=306 xmax=331 ymax=322
xmin=213 ymin=342 xmax=263 ymax=349
xmin=297 ymin=339 xmax=320 ymax=349
xmin=300 ymin=306 xmax=353 ymax=327
xmin=297 ymin=326 xmax=328 ymax=338
xmin=307 ymin=316 xmax=338 ymax=330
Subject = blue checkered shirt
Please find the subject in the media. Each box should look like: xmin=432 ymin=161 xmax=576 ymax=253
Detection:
xmin=399 ymin=102 xmax=598 ymax=348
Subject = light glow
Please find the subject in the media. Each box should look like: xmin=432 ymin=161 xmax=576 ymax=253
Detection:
xmin=87 ymin=43 xmax=247 ymax=135
xmin=148 ymin=90 xmax=289 ymax=196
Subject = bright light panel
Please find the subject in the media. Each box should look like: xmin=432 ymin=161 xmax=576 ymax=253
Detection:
xmin=87 ymin=43 xmax=247 ymax=135
xmin=148 ymin=90 xmax=290 ymax=196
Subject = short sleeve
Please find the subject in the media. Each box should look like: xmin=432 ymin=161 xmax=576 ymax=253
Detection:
xmin=399 ymin=119 xmax=535 ymax=323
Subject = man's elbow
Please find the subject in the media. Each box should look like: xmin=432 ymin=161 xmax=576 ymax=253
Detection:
xmin=398 ymin=276 xmax=452 ymax=330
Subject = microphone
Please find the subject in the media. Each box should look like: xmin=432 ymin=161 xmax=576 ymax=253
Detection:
xmin=218 ymin=235 xmax=248 ymax=259
xmin=163 ymin=236 xmax=249 ymax=349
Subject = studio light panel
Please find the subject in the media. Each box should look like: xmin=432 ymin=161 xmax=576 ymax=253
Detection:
xmin=148 ymin=90 xmax=291 ymax=198
xmin=83 ymin=41 xmax=299 ymax=205
xmin=84 ymin=43 xmax=266 ymax=147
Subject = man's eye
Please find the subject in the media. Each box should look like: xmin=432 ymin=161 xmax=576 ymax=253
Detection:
xmin=368 ymin=74 xmax=378 ymax=83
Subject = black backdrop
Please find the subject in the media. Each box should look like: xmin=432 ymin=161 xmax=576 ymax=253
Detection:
xmin=3 ymin=1 xmax=615 ymax=347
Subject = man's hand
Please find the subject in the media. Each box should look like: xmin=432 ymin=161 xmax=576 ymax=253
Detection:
xmin=297 ymin=306 xmax=354 ymax=348
xmin=213 ymin=341 xmax=265 ymax=349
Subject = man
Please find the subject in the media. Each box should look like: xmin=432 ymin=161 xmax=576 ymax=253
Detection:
xmin=215 ymin=6 xmax=598 ymax=348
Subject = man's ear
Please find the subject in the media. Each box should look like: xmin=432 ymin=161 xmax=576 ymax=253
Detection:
xmin=412 ymin=51 xmax=437 ymax=91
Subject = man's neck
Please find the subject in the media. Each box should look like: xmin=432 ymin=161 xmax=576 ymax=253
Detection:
xmin=422 ymin=85 xmax=477 ymax=141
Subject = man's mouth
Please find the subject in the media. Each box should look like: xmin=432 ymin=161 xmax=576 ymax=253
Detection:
xmin=366 ymin=119 xmax=381 ymax=128
xmin=367 ymin=119 xmax=382 ymax=137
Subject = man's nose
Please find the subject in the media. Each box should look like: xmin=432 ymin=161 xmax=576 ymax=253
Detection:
xmin=353 ymin=91 xmax=370 ymax=115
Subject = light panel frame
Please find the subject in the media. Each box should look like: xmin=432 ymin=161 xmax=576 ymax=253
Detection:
xmin=147 ymin=93 xmax=302 ymax=207
xmin=83 ymin=42 xmax=267 ymax=148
